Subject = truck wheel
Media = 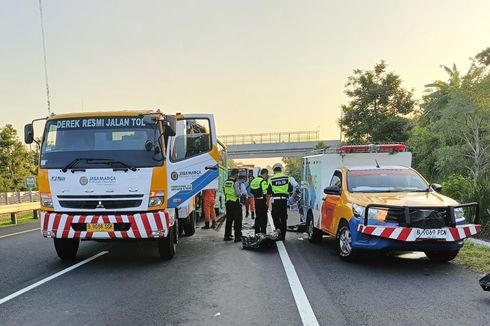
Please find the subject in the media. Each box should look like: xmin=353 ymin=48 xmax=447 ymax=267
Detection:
xmin=337 ymin=223 xmax=357 ymax=261
xmin=158 ymin=226 xmax=176 ymax=260
xmin=424 ymin=249 xmax=459 ymax=262
xmin=307 ymin=214 xmax=323 ymax=243
xmin=178 ymin=219 xmax=185 ymax=236
xmin=183 ymin=211 xmax=196 ymax=236
xmin=54 ymin=238 xmax=79 ymax=260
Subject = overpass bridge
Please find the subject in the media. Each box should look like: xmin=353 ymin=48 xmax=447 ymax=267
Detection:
xmin=218 ymin=131 xmax=340 ymax=159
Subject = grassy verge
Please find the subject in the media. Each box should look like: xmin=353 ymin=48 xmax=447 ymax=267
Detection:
xmin=456 ymin=241 xmax=490 ymax=273
xmin=0 ymin=212 xmax=38 ymax=228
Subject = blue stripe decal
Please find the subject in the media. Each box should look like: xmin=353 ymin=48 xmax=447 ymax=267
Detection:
xmin=167 ymin=169 xmax=219 ymax=208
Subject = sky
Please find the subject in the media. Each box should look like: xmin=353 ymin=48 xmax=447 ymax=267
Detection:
xmin=0 ymin=0 xmax=489 ymax=160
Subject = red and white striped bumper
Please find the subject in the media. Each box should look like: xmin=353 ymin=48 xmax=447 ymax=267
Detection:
xmin=357 ymin=224 xmax=481 ymax=242
xmin=40 ymin=211 xmax=173 ymax=239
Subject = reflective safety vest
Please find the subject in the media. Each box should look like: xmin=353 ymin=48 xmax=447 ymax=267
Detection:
xmin=250 ymin=177 xmax=268 ymax=198
xmin=269 ymin=172 xmax=291 ymax=196
xmin=224 ymin=179 xmax=238 ymax=202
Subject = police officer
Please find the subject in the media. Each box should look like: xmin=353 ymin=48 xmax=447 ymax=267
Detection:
xmin=250 ymin=168 xmax=269 ymax=235
xmin=267 ymin=163 xmax=293 ymax=241
xmin=224 ymin=168 xmax=243 ymax=242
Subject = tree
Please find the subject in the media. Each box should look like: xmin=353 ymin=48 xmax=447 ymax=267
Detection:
xmin=410 ymin=48 xmax=490 ymax=230
xmin=340 ymin=61 xmax=416 ymax=144
xmin=282 ymin=157 xmax=301 ymax=182
xmin=0 ymin=125 xmax=36 ymax=191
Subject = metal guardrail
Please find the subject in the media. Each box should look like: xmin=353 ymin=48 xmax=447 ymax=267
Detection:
xmin=0 ymin=202 xmax=40 ymax=225
xmin=0 ymin=191 xmax=39 ymax=205
xmin=219 ymin=131 xmax=319 ymax=146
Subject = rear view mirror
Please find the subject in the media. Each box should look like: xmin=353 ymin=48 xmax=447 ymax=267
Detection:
xmin=324 ymin=186 xmax=341 ymax=195
xmin=165 ymin=115 xmax=176 ymax=136
xmin=431 ymin=183 xmax=442 ymax=193
xmin=24 ymin=124 xmax=34 ymax=144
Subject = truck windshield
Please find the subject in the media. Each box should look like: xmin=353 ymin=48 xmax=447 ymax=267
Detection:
xmin=40 ymin=116 xmax=162 ymax=169
xmin=347 ymin=169 xmax=428 ymax=193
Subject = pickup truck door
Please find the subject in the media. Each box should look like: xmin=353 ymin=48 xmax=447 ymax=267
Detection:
xmin=166 ymin=114 xmax=219 ymax=208
xmin=321 ymin=170 xmax=343 ymax=235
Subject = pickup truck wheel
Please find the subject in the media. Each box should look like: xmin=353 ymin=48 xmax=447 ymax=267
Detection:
xmin=54 ymin=238 xmax=79 ymax=260
xmin=337 ymin=224 xmax=357 ymax=261
xmin=183 ymin=211 xmax=196 ymax=236
xmin=158 ymin=226 xmax=176 ymax=260
xmin=424 ymin=249 xmax=459 ymax=262
xmin=307 ymin=214 xmax=323 ymax=243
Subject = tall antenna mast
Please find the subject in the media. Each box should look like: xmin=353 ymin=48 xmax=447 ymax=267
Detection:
xmin=38 ymin=0 xmax=51 ymax=115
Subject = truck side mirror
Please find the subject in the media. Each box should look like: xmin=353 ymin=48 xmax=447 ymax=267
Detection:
xmin=431 ymin=183 xmax=442 ymax=193
xmin=164 ymin=115 xmax=176 ymax=137
xmin=24 ymin=124 xmax=34 ymax=144
xmin=324 ymin=185 xmax=341 ymax=196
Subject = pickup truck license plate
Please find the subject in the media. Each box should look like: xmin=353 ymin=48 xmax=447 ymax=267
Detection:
xmin=86 ymin=223 xmax=114 ymax=232
xmin=415 ymin=228 xmax=447 ymax=239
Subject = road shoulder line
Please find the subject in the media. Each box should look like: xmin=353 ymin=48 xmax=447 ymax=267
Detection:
xmin=0 ymin=228 xmax=40 ymax=239
xmin=0 ymin=251 xmax=109 ymax=305
xmin=268 ymin=214 xmax=319 ymax=326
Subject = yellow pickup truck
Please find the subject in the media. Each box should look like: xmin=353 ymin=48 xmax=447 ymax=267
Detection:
xmin=302 ymin=144 xmax=481 ymax=261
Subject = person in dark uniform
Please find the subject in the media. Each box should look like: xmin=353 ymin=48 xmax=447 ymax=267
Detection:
xmin=267 ymin=163 xmax=293 ymax=241
xmin=250 ymin=168 xmax=270 ymax=235
xmin=224 ymin=168 xmax=243 ymax=242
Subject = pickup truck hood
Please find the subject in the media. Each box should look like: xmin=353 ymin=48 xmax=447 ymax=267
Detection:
xmin=348 ymin=192 xmax=459 ymax=208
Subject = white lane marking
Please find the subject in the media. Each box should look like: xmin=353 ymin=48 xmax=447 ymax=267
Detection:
xmin=267 ymin=213 xmax=319 ymax=326
xmin=0 ymin=251 xmax=109 ymax=305
xmin=0 ymin=228 xmax=40 ymax=239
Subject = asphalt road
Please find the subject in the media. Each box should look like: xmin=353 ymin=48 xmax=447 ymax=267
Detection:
xmin=0 ymin=217 xmax=488 ymax=326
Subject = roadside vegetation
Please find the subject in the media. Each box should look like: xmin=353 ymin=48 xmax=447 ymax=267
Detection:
xmin=456 ymin=241 xmax=490 ymax=273
xmin=0 ymin=212 xmax=37 ymax=228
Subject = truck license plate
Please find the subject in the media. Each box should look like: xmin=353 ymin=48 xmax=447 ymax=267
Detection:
xmin=415 ymin=228 xmax=447 ymax=239
xmin=86 ymin=223 xmax=114 ymax=232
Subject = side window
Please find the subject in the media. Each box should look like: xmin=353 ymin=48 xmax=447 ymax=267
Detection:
xmin=329 ymin=170 xmax=342 ymax=188
xmin=171 ymin=119 xmax=212 ymax=162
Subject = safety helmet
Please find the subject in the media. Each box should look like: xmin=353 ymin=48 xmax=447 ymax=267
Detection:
xmin=272 ymin=163 xmax=283 ymax=172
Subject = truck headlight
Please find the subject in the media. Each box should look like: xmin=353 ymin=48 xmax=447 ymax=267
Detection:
xmin=352 ymin=204 xmax=365 ymax=217
xmin=454 ymin=207 xmax=465 ymax=222
xmin=352 ymin=204 xmax=382 ymax=220
xmin=149 ymin=192 xmax=164 ymax=207
xmin=40 ymin=192 xmax=53 ymax=208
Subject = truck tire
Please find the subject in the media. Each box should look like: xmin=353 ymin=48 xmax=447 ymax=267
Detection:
xmin=178 ymin=218 xmax=185 ymax=236
xmin=183 ymin=211 xmax=196 ymax=236
xmin=424 ymin=249 xmax=459 ymax=262
xmin=54 ymin=238 xmax=79 ymax=260
xmin=337 ymin=222 xmax=357 ymax=261
xmin=307 ymin=214 xmax=323 ymax=243
xmin=158 ymin=226 xmax=176 ymax=260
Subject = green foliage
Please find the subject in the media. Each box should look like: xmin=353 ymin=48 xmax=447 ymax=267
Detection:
xmin=314 ymin=141 xmax=329 ymax=150
xmin=340 ymin=61 xmax=416 ymax=144
xmin=442 ymin=175 xmax=473 ymax=203
xmin=0 ymin=125 xmax=37 ymax=192
xmin=282 ymin=156 xmax=301 ymax=182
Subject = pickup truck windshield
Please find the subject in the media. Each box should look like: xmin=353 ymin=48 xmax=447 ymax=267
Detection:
xmin=347 ymin=169 xmax=428 ymax=193
xmin=40 ymin=117 xmax=162 ymax=169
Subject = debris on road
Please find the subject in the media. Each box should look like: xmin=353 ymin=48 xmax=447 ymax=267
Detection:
xmin=242 ymin=230 xmax=281 ymax=250
xmin=480 ymin=274 xmax=490 ymax=291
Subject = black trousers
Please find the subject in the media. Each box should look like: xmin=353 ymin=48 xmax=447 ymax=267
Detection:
xmin=271 ymin=199 xmax=288 ymax=240
xmin=225 ymin=200 xmax=242 ymax=239
xmin=254 ymin=199 xmax=268 ymax=235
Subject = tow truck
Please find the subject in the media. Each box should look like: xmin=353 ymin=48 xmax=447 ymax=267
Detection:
xmin=301 ymin=144 xmax=481 ymax=261
xmin=24 ymin=110 xmax=219 ymax=260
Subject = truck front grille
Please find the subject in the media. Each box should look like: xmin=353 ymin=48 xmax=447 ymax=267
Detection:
xmin=386 ymin=208 xmax=449 ymax=228
xmin=59 ymin=200 xmax=142 ymax=210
